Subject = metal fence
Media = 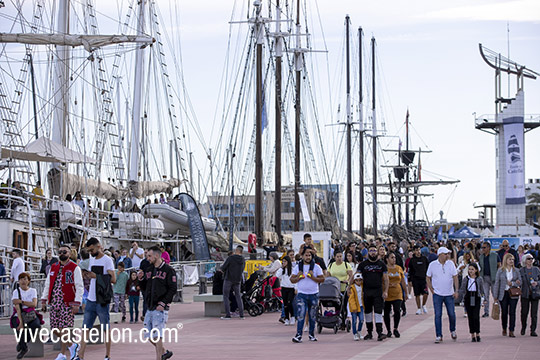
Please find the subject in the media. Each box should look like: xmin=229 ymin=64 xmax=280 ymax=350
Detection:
xmin=0 ymin=275 xmax=46 ymax=319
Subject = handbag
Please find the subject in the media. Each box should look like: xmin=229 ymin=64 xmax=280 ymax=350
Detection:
xmin=17 ymin=287 xmax=38 ymax=324
xmin=508 ymin=287 xmax=522 ymax=297
xmin=491 ymin=302 xmax=500 ymax=320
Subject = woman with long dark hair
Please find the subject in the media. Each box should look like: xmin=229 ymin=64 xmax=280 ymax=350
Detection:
xmin=276 ymin=256 xmax=296 ymax=325
xmin=458 ymin=263 xmax=485 ymax=342
xmin=383 ymin=253 xmax=407 ymax=338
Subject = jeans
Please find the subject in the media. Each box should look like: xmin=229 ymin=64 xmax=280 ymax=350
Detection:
xmin=351 ymin=308 xmax=364 ymax=335
xmin=223 ymin=280 xmax=243 ymax=317
xmin=433 ymin=294 xmax=456 ymax=338
xmin=521 ymin=297 xmax=539 ymax=333
xmin=296 ymin=293 xmax=318 ymax=336
xmin=482 ymin=275 xmax=494 ymax=315
xmin=129 ymin=295 xmax=140 ymax=322
xmin=500 ymin=291 xmax=518 ymax=331
xmin=83 ymin=300 xmax=110 ymax=329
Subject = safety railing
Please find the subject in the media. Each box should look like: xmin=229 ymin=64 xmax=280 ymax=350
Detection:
xmin=0 ymin=274 xmax=46 ymax=319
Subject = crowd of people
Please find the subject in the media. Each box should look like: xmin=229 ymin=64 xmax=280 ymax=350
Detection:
xmin=9 ymin=240 xmax=177 ymax=360
xmin=218 ymin=234 xmax=540 ymax=344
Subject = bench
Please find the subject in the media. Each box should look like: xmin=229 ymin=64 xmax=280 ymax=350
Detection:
xmin=193 ymin=294 xmax=224 ymax=317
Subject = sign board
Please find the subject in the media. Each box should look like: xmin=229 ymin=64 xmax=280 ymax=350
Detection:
xmin=503 ymin=116 xmax=525 ymax=204
xmin=298 ymin=192 xmax=311 ymax=222
xmin=484 ymin=236 xmax=540 ymax=250
xmin=292 ymin=231 xmax=332 ymax=264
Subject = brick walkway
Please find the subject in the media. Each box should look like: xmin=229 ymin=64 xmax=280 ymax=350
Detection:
xmin=1 ymin=287 xmax=538 ymax=360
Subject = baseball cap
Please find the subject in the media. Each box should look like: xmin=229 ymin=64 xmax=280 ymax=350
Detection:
xmin=437 ymin=247 xmax=451 ymax=256
xmin=353 ymin=273 xmax=363 ymax=280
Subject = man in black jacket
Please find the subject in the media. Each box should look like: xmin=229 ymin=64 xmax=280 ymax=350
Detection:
xmin=138 ymin=246 xmax=176 ymax=360
xmin=219 ymin=245 xmax=245 ymax=319
xmin=409 ymin=245 xmax=429 ymax=315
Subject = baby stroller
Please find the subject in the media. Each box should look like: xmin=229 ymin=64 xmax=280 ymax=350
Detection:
xmin=317 ymin=277 xmax=351 ymax=334
xmin=242 ymin=271 xmax=282 ymax=316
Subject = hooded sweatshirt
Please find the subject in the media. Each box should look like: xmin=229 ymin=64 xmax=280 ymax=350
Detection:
xmin=220 ymin=254 xmax=245 ymax=284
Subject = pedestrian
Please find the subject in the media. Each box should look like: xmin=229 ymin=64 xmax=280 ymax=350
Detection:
xmin=219 ymin=245 xmax=245 ymax=320
xmin=384 ymin=252 xmax=407 ymax=338
xmin=41 ymin=244 xmax=83 ymax=360
xmin=493 ymin=253 xmax=522 ymax=337
xmin=276 ymin=255 xmax=296 ymax=326
xmin=458 ymin=263 xmax=485 ymax=342
xmin=478 ymin=241 xmax=500 ymax=318
xmin=328 ymin=250 xmax=353 ymax=327
xmin=10 ymin=249 xmax=25 ymax=288
xmin=160 ymin=246 xmax=171 ymax=264
xmin=426 ymin=247 xmax=459 ymax=343
xmin=345 ymin=251 xmax=358 ymax=273
xmin=138 ymin=245 xmax=177 ymax=360
xmin=348 ymin=273 xmax=364 ymax=341
xmin=139 ymin=249 xmax=151 ymax=321
xmin=112 ymin=261 xmax=128 ymax=322
xmin=127 ymin=270 xmax=141 ymax=324
xmin=260 ymin=252 xmax=281 ymax=276
xmin=75 ymin=238 xmax=116 ymax=360
xmin=519 ymin=253 xmax=539 ymax=337
xmin=357 ymin=244 xmax=389 ymax=341
xmin=409 ymin=245 xmax=429 ymax=315
xmin=40 ymin=248 xmax=59 ymax=276
xmin=290 ymin=250 xmax=325 ymax=343
xmin=12 ymin=272 xmax=42 ymax=359
xmin=497 ymin=240 xmax=519 ymax=268
xmin=117 ymin=248 xmax=132 ymax=269
xmin=129 ymin=241 xmax=145 ymax=269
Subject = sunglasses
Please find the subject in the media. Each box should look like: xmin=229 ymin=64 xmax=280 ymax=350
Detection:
xmin=526 ymin=258 xmax=534 ymax=261
xmin=502 ymin=245 xmax=508 ymax=248
xmin=58 ymin=250 xmax=69 ymax=255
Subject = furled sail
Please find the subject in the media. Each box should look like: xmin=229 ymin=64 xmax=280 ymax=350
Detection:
xmin=0 ymin=34 xmax=154 ymax=52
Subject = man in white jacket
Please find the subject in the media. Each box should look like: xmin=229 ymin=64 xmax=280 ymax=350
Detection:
xmin=41 ymin=244 xmax=84 ymax=360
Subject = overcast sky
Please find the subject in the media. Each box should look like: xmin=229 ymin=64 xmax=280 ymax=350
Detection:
xmin=174 ymin=0 xmax=540 ymax=225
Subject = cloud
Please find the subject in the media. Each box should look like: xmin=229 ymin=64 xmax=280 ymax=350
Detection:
xmin=422 ymin=0 xmax=540 ymax=22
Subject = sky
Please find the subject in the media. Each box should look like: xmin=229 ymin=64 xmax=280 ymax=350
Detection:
xmin=173 ymin=0 xmax=540 ymax=226
xmin=1 ymin=0 xmax=540 ymax=230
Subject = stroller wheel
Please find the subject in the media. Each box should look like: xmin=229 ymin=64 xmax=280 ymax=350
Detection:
xmin=248 ymin=305 xmax=259 ymax=317
xmin=346 ymin=319 xmax=351 ymax=332
xmin=317 ymin=323 xmax=322 ymax=334
xmin=256 ymin=303 xmax=265 ymax=316
xmin=333 ymin=325 xmax=339 ymax=334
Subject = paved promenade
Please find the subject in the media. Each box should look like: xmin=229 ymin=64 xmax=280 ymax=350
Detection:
xmin=1 ymin=287 xmax=538 ymax=360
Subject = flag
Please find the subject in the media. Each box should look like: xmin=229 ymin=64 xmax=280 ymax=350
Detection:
xmin=261 ymin=97 xmax=268 ymax=133
xmin=437 ymin=226 xmax=443 ymax=241
xmin=449 ymin=226 xmax=455 ymax=236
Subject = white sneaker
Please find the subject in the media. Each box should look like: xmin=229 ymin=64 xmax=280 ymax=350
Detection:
xmin=354 ymin=334 xmax=359 ymax=341
xmin=55 ymin=354 xmax=67 ymax=360
xmin=304 ymin=327 xmax=308 ymax=332
xmin=284 ymin=319 xmax=290 ymax=325
xmin=69 ymin=343 xmax=79 ymax=360
xmin=290 ymin=318 xmax=296 ymax=325
xmin=422 ymin=305 xmax=428 ymax=314
xmin=416 ymin=309 xmax=422 ymax=315
xmin=359 ymin=334 xmax=364 ymax=340
xmin=464 ymin=313 xmax=468 ymax=318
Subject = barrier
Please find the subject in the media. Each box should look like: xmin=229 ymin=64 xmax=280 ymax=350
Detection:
xmin=244 ymin=260 xmax=271 ymax=278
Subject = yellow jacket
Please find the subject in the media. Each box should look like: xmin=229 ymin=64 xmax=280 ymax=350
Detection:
xmin=348 ymin=283 xmax=364 ymax=313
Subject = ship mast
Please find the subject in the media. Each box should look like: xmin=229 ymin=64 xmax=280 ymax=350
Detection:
xmin=254 ymin=0 xmax=264 ymax=243
xmin=293 ymin=0 xmax=302 ymax=231
xmin=128 ymin=0 xmax=147 ymax=204
xmin=274 ymin=0 xmax=283 ymax=243
xmin=371 ymin=36 xmax=377 ymax=237
xmin=358 ymin=27 xmax=365 ymax=239
xmin=345 ymin=16 xmax=352 ymax=233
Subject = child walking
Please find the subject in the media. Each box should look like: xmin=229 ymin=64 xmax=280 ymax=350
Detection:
xmin=348 ymin=273 xmax=365 ymax=341
xmin=113 ymin=262 xmax=129 ymax=322
xmin=126 ymin=270 xmax=140 ymax=323
xmin=458 ymin=263 xmax=486 ymax=342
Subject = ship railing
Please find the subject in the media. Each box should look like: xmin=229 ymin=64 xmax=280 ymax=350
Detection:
xmin=0 ymin=273 xmax=46 ymax=319
xmin=0 ymin=191 xmax=34 ymax=240
xmin=0 ymin=244 xmax=49 ymax=279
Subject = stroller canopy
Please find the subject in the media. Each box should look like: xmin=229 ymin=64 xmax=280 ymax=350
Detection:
xmin=319 ymin=277 xmax=342 ymax=299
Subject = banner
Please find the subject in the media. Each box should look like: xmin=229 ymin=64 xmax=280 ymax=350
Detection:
xmin=298 ymin=192 xmax=311 ymax=222
xmin=179 ymin=193 xmax=211 ymax=260
xmin=503 ymin=116 xmax=525 ymax=204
